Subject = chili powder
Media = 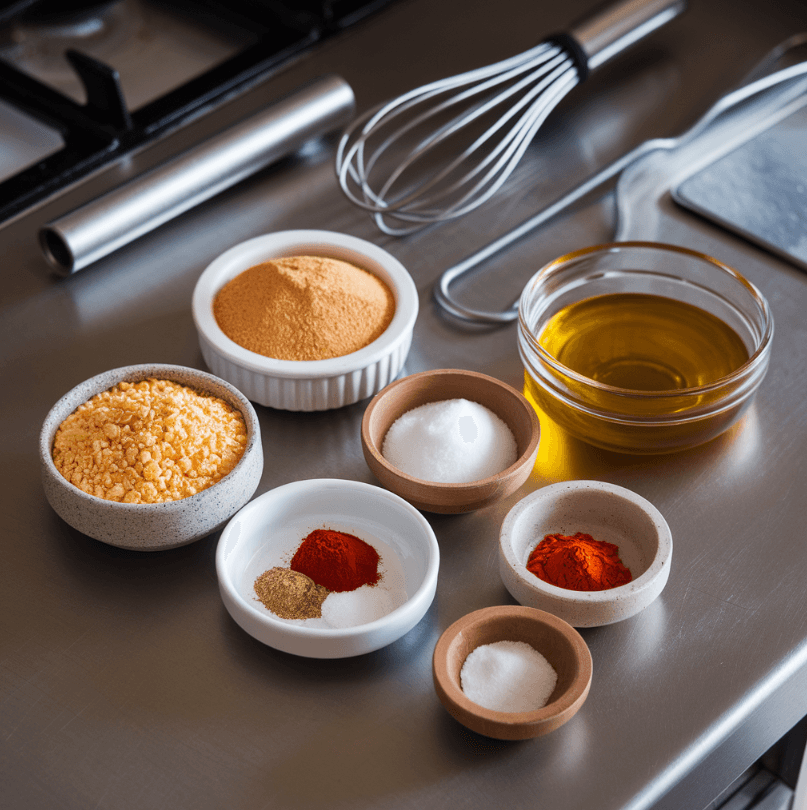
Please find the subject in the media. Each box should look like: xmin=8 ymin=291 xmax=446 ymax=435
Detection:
xmin=527 ymin=532 xmax=632 ymax=592
xmin=290 ymin=529 xmax=381 ymax=592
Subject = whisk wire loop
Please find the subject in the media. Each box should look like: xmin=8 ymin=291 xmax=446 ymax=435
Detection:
xmin=337 ymin=0 xmax=691 ymax=233
xmin=337 ymin=43 xmax=566 ymax=208
xmin=336 ymin=41 xmax=583 ymax=234
xmin=372 ymin=69 xmax=582 ymax=235
xmin=336 ymin=40 xmax=560 ymax=196
xmin=388 ymin=67 xmax=579 ymax=224
xmin=373 ymin=53 xmax=576 ymax=214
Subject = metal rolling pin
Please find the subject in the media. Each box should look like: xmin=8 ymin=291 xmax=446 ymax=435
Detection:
xmin=40 ymin=74 xmax=355 ymax=275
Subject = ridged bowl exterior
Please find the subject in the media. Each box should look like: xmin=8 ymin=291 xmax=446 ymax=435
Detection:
xmin=198 ymin=327 xmax=413 ymax=411
xmin=192 ymin=230 xmax=419 ymax=411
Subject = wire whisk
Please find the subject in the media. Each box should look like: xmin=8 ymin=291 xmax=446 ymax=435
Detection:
xmin=336 ymin=0 xmax=686 ymax=235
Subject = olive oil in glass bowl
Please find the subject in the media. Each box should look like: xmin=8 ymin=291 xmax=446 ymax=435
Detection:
xmin=517 ymin=242 xmax=773 ymax=454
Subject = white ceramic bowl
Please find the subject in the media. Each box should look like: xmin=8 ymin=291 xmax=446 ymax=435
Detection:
xmin=192 ymin=230 xmax=419 ymax=411
xmin=499 ymin=481 xmax=672 ymax=627
xmin=216 ymin=479 xmax=440 ymax=657
xmin=39 ymin=364 xmax=263 ymax=551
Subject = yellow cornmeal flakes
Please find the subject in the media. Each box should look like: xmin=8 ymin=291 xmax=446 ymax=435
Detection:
xmin=52 ymin=378 xmax=247 ymax=504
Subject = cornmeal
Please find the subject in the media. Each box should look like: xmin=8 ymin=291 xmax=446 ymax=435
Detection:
xmin=52 ymin=378 xmax=247 ymax=504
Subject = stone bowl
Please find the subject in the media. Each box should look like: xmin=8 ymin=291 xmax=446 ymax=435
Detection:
xmin=39 ymin=363 xmax=263 ymax=551
xmin=499 ymin=481 xmax=672 ymax=627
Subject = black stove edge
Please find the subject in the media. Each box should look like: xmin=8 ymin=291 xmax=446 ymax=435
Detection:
xmin=0 ymin=0 xmax=399 ymax=225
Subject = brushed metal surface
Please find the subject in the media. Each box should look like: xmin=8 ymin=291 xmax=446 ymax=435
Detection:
xmin=673 ymin=105 xmax=807 ymax=271
xmin=2 ymin=1 xmax=807 ymax=809
xmin=571 ymin=0 xmax=687 ymax=70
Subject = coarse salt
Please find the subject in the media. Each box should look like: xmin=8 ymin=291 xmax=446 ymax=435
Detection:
xmin=460 ymin=640 xmax=557 ymax=713
xmin=381 ymin=398 xmax=517 ymax=483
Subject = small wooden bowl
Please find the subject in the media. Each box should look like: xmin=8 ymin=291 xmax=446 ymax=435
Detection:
xmin=360 ymin=369 xmax=540 ymax=513
xmin=432 ymin=605 xmax=592 ymax=740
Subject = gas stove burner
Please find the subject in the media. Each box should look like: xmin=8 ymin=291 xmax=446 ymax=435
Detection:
xmin=16 ymin=0 xmax=122 ymax=24
xmin=0 ymin=0 xmax=120 ymax=27
xmin=0 ymin=0 xmax=401 ymax=224
xmin=0 ymin=0 xmax=141 ymax=93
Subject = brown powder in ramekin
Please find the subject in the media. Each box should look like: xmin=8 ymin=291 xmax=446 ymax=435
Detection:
xmin=212 ymin=255 xmax=395 ymax=361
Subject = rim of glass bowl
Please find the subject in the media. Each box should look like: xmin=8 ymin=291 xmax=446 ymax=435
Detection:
xmin=517 ymin=241 xmax=774 ymax=401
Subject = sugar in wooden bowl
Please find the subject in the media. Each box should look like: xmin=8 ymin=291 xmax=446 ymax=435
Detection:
xmin=361 ymin=369 xmax=540 ymax=514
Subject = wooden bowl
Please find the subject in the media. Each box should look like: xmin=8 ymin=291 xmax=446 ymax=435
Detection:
xmin=432 ymin=605 xmax=592 ymax=740
xmin=360 ymin=369 xmax=540 ymax=513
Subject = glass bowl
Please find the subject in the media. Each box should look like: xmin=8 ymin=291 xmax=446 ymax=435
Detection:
xmin=517 ymin=242 xmax=773 ymax=454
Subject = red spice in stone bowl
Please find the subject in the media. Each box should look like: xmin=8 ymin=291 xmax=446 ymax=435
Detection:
xmin=499 ymin=481 xmax=672 ymax=627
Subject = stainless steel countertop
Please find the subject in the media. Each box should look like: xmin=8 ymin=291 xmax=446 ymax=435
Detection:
xmin=2 ymin=1 xmax=807 ymax=808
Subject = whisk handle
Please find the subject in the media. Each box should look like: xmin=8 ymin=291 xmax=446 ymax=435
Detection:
xmin=570 ymin=0 xmax=687 ymax=71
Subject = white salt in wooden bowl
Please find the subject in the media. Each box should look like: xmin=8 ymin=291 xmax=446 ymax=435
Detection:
xmin=432 ymin=605 xmax=592 ymax=740
xmin=216 ymin=479 xmax=440 ymax=658
xmin=361 ymin=369 xmax=540 ymax=513
xmin=192 ymin=230 xmax=418 ymax=411
xmin=499 ymin=481 xmax=673 ymax=627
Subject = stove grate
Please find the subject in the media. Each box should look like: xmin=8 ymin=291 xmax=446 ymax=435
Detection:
xmin=0 ymin=0 xmax=395 ymax=223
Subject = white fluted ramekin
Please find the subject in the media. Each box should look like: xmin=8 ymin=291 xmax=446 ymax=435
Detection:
xmin=192 ymin=230 xmax=418 ymax=411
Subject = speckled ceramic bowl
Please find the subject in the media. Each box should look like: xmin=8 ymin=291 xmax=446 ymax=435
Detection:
xmin=39 ymin=364 xmax=263 ymax=551
xmin=499 ymin=481 xmax=672 ymax=627
xmin=192 ymin=230 xmax=419 ymax=411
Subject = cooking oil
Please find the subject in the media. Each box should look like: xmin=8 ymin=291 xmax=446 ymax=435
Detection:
xmin=522 ymin=292 xmax=751 ymax=454
xmin=538 ymin=293 xmax=749 ymax=390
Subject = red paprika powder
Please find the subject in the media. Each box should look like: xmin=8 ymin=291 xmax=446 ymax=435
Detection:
xmin=527 ymin=532 xmax=632 ymax=592
xmin=290 ymin=528 xmax=381 ymax=592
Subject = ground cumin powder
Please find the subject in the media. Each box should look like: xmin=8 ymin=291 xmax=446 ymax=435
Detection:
xmin=213 ymin=255 xmax=396 ymax=361
xmin=254 ymin=567 xmax=330 ymax=620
